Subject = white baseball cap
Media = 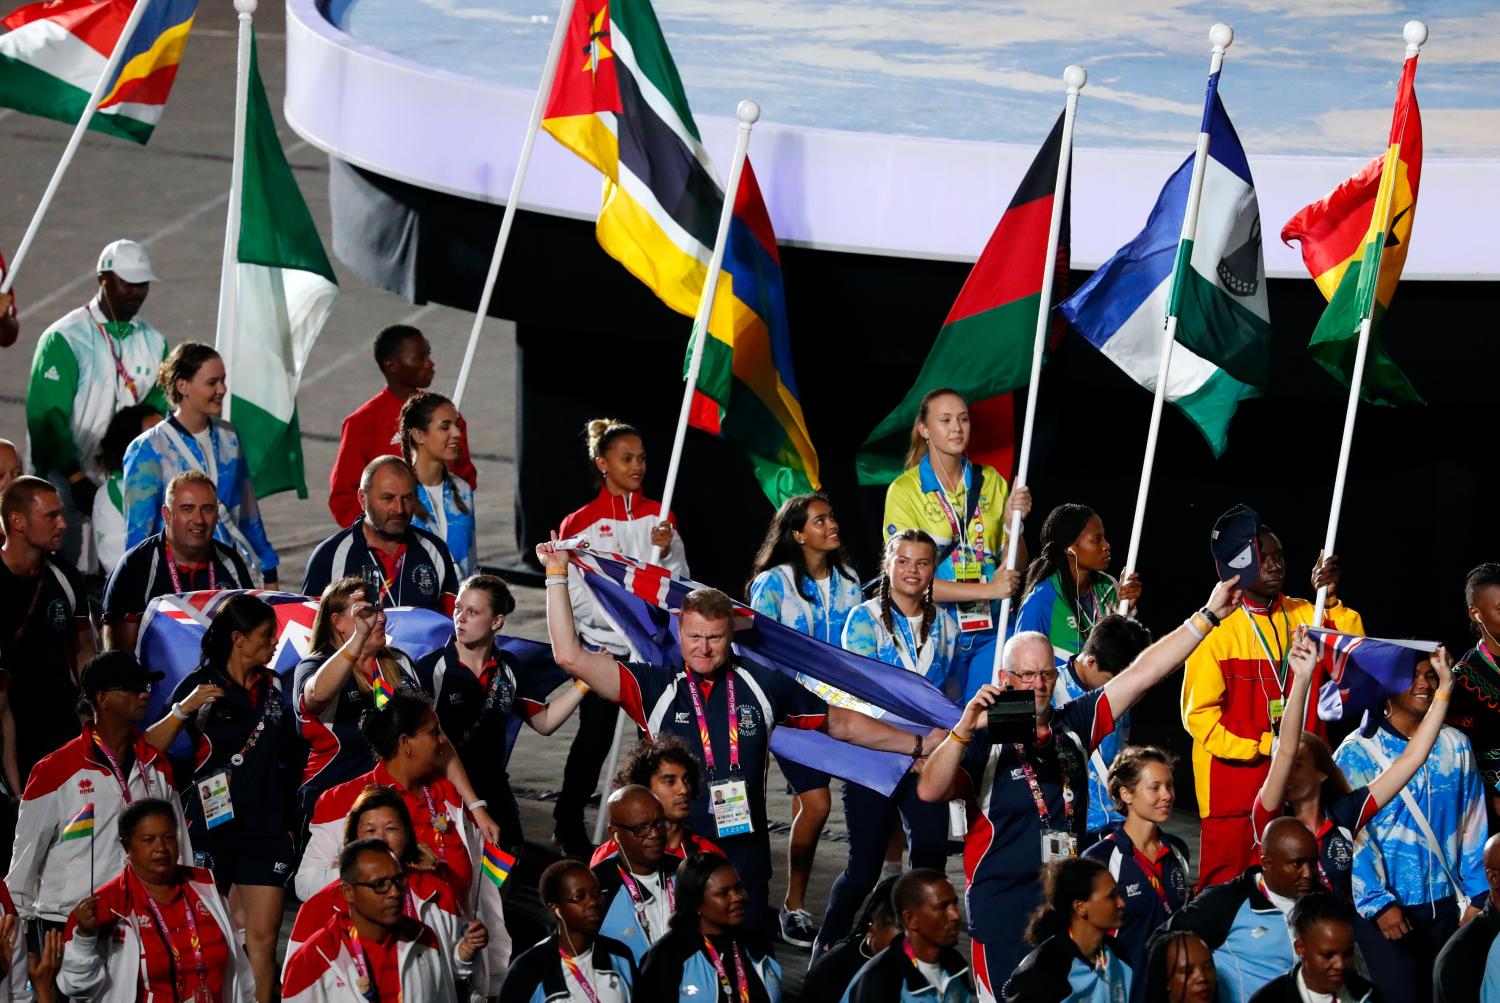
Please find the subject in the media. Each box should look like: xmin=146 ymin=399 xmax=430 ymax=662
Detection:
xmin=96 ymin=239 xmax=158 ymax=284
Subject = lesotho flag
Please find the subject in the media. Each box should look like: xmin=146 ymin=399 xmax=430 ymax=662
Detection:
xmin=1059 ymin=72 xmax=1270 ymax=456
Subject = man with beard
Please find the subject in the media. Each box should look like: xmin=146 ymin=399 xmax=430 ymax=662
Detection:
xmin=24 ymin=240 xmax=169 ymax=564
xmin=303 ymin=456 xmax=458 ymax=612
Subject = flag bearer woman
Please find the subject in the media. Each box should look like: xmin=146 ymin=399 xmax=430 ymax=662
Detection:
xmin=883 ymin=388 xmax=1028 ymax=700
xmin=747 ymin=492 xmax=863 ymax=948
xmin=551 ymin=418 xmax=690 ymax=858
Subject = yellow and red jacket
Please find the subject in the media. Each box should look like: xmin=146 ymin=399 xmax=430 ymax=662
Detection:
xmin=1181 ymin=595 xmax=1364 ymax=818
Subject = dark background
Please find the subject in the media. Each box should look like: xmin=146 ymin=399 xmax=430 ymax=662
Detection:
xmin=332 ymin=159 xmax=1495 ymax=780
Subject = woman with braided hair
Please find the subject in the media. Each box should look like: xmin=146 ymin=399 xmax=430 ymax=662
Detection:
xmin=1016 ymin=503 xmax=1142 ymax=661
xmin=399 ymin=391 xmax=477 ymax=574
xmin=810 ymin=530 xmax=958 ymax=954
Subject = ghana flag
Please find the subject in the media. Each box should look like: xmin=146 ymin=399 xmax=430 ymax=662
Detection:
xmin=540 ymin=0 xmax=817 ymax=504
xmin=1281 ymin=51 xmax=1423 ymax=406
xmin=856 ymin=113 xmax=1070 ymax=486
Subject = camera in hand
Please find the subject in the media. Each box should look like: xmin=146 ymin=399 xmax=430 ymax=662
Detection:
xmin=986 ymin=691 xmax=1037 ymax=745
xmin=360 ymin=567 xmax=382 ymax=606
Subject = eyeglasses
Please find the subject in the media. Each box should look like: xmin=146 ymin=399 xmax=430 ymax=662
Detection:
xmin=612 ymin=818 xmax=668 ymax=839
xmin=558 ymin=888 xmax=607 ymax=906
xmin=99 ymin=684 xmax=151 ymax=695
xmin=1006 ymin=669 xmax=1058 ymax=685
xmin=349 ymin=873 xmax=409 ymax=895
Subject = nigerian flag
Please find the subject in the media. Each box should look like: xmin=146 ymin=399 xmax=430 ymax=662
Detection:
xmin=217 ymin=37 xmax=337 ymax=498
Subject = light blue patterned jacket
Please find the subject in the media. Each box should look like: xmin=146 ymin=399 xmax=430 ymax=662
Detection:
xmin=841 ymin=597 xmax=959 ymax=692
xmin=1333 ymin=719 xmax=1488 ymax=918
xmin=413 ymin=476 xmax=478 ymax=576
xmin=748 ymin=563 xmax=863 ymax=645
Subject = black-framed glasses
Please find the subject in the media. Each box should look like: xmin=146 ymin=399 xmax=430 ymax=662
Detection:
xmin=349 ymin=873 xmax=409 ymax=895
xmin=612 ymin=818 xmax=668 ymax=839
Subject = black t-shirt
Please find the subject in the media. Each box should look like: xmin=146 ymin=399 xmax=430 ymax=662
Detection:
xmin=169 ymin=664 xmax=290 ymax=839
xmin=0 ymin=554 xmax=89 ymax=775
xmin=290 ymin=648 xmax=417 ymax=806
xmin=412 ymin=639 xmax=548 ymax=799
xmin=615 ymin=659 xmax=828 ymax=845
xmin=101 ymin=534 xmax=252 ymax=623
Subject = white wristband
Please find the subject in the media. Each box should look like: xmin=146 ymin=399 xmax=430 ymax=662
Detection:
xmin=467 ymin=800 xmax=488 ymax=812
xmin=170 ymin=702 xmax=190 ymax=722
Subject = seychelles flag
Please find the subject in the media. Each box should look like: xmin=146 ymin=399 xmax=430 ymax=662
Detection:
xmin=1309 ymin=627 xmax=1437 ymax=722
xmin=0 ymin=0 xmax=197 ymax=143
xmin=1059 ymin=72 xmax=1270 ymax=456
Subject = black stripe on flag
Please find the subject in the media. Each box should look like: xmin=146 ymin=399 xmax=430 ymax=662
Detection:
xmin=614 ymin=65 xmax=724 ymax=253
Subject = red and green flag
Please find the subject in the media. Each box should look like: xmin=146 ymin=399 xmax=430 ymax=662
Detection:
xmin=857 ymin=113 xmax=1070 ymax=485
xmin=1281 ymin=52 xmax=1423 ymax=405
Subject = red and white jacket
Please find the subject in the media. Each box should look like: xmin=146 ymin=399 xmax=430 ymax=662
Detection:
xmin=282 ymin=913 xmax=456 ymax=1003
xmin=284 ymin=872 xmax=472 ymax=981
xmin=559 ymin=486 xmax=689 ymax=656
xmin=0 ymin=880 xmax=32 ymax=1003
xmin=56 ymin=867 xmax=253 ymax=1003
xmin=6 ymin=725 xmax=191 ymax=922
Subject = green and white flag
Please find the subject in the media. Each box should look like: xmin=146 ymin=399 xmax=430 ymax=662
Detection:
xmin=218 ymin=38 xmax=337 ymax=498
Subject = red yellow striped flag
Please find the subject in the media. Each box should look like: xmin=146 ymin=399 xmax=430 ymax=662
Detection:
xmin=1281 ymin=52 xmax=1423 ymax=405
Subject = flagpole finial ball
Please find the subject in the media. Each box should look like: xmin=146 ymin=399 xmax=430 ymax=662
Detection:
xmin=234 ymin=0 xmax=257 ymax=13
xmin=1063 ymin=65 xmax=1087 ymax=91
xmin=1403 ymin=20 xmax=1428 ymax=49
xmin=1209 ymin=23 xmax=1234 ymax=50
xmin=737 ymin=100 xmax=761 ymax=125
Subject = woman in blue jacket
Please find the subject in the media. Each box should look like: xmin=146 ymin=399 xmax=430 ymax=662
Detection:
xmin=635 ymin=853 xmax=781 ymax=1003
xmin=747 ymin=491 xmax=863 ymax=947
xmin=1005 ymin=856 xmax=1132 ymax=1003
xmin=400 ymin=391 xmax=478 ymax=575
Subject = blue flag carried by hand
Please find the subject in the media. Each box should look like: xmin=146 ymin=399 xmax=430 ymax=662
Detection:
xmin=1308 ymin=628 xmax=1438 ymax=722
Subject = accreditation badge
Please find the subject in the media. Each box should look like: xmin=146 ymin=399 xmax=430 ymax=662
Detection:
xmin=1268 ymin=697 xmax=1285 ymax=724
xmin=953 ymin=561 xmax=992 ymax=633
xmin=709 ymin=780 xmax=754 ymax=838
xmin=1041 ymin=829 xmax=1077 ymax=862
xmin=198 ymin=771 xmax=234 ymax=829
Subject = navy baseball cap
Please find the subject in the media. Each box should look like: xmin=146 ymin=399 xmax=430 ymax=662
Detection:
xmin=1211 ymin=504 xmax=1262 ymax=591
xmin=81 ymin=651 xmax=165 ymax=697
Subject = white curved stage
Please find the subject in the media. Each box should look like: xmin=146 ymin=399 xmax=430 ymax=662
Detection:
xmin=284 ymin=0 xmax=1500 ymax=279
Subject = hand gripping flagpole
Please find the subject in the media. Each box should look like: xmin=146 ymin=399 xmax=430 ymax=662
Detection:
xmin=451 ymin=0 xmax=578 ymax=408
xmin=1312 ymin=19 xmax=1427 ymax=625
xmin=652 ymin=99 xmax=762 ymax=564
xmin=1117 ymin=23 xmax=1234 ymax=618
xmin=213 ymin=0 xmax=257 ymax=423
xmin=0 ymin=0 xmax=154 ymax=294
xmin=993 ymin=64 xmax=1086 ymax=654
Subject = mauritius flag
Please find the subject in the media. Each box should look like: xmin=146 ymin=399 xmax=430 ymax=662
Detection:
xmin=481 ymin=842 xmax=515 ymax=889
xmin=1059 ymin=73 xmax=1270 ymax=456
xmin=857 ymin=113 xmax=1071 ymax=486
xmin=60 ymin=802 xmax=95 ymax=842
xmin=0 ymin=0 xmax=197 ymax=144
xmin=541 ymin=0 xmax=817 ymax=504
xmin=1281 ymin=53 xmax=1422 ymax=406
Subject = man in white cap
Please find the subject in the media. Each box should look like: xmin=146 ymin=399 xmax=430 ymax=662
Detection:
xmin=24 ymin=240 xmax=169 ymax=565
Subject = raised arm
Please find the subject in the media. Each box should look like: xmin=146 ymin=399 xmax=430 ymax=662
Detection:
xmin=1257 ymin=627 xmax=1317 ymax=813
xmin=536 ymin=535 xmax=621 ymax=700
xmin=916 ymin=685 xmax=999 ymax=803
xmin=524 ymin=680 xmax=590 ymax=736
xmin=1365 ymin=646 xmax=1454 ymax=810
xmin=823 ymin=706 xmax=945 ymax=757
xmin=143 ymin=683 xmax=222 ymax=752
xmin=1103 ymin=577 xmax=1242 ymax=715
xmin=302 ymin=602 xmax=379 ymax=715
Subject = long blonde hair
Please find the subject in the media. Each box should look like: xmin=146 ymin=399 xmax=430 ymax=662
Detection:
xmin=903 ymin=387 xmax=966 ymax=470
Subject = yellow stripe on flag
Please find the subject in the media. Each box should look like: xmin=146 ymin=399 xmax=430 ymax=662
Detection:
xmin=541 ymin=114 xmax=620 ymax=181
xmin=100 ymin=17 xmax=193 ymax=107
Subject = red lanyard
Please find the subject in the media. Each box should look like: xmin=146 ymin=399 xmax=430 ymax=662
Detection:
xmin=702 ymin=937 xmax=750 ymax=1003
xmin=560 ymin=948 xmax=603 ymax=1003
xmin=1013 ymin=743 xmax=1073 ymax=834
xmin=1132 ymin=846 xmax=1173 ymax=910
xmin=165 ymin=543 xmax=215 ymax=594
xmin=685 ymin=672 xmax=739 ymax=776
xmin=420 ymin=786 xmax=450 ymax=862
xmin=616 ymin=866 xmax=674 ymax=939
xmin=346 ymin=925 xmax=392 ymax=1003
xmin=140 ymin=881 xmax=209 ymax=1000
xmin=92 ymin=733 xmax=150 ymax=804
xmin=94 ymin=316 xmax=140 ymax=400
xmin=931 ymin=484 xmax=975 ymax=565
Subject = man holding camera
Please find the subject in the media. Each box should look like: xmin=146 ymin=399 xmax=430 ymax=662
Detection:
xmin=918 ymin=577 xmax=1242 ymax=1000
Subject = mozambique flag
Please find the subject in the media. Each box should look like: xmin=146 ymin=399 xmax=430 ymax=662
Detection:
xmin=1281 ymin=52 xmax=1423 ymax=405
xmin=60 ymin=802 xmax=95 ymax=842
xmin=481 ymin=842 xmax=515 ymax=889
xmin=857 ymin=113 xmax=1071 ymax=486
xmin=541 ymin=0 xmax=818 ymax=504
xmin=0 ymin=0 xmax=198 ymax=144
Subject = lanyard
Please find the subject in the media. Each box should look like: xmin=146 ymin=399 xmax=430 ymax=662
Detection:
xmin=1243 ymin=603 xmax=1293 ymax=688
xmin=931 ymin=481 xmax=978 ymax=568
xmin=346 ymin=925 xmax=392 ymax=1003
xmin=370 ymin=550 xmax=407 ymax=606
xmin=560 ymin=948 xmax=603 ymax=1003
xmin=702 ymin=937 xmax=750 ymax=1003
xmin=140 ymin=882 xmax=209 ymax=1000
xmin=221 ymin=672 xmax=279 ymax=769
xmin=685 ymin=671 xmax=739 ymax=776
xmin=459 ymin=651 xmax=511 ymax=749
xmin=165 ymin=542 xmax=216 ymax=594
xmin=890 ymin=613 xmax=930 ymax=675
xmin=420 ymin=785 xmax=450 ymax=862
xmin=1132 ymin=846 xmax=1173 ymax=911
xmin=616 ymin=866 xmax=674 ymax=940
xmin=93 ymin=314 xmax=140 ymax=401
xmin=1013 ymin=742 xmax=1074 ymax=835
xmin=92 ymin=733 xmax=151 ymax=803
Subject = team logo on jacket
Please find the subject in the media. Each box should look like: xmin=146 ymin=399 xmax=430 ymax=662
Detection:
xmin=675 ymin=712 xmax=691 ymax=725
xmin=78 ymin=778 xmax=95 ymax=795
xmin=737 ymin=705 xmax=759 ymax=736
xmin=1010 ymin=768 xmax=1026 ymax=781
xmin=48 ymin=599 xmax=69 ymax=630
xmin=415 ymin=564 xmax=437 ymax=596
xmin=598 ymin=524 xmax=613 ymax=537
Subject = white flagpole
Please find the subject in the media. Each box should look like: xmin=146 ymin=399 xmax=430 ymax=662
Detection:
xmin=213 ymin=0 xmax=257 ymax=423
xmin=0 ymin=0 xmax=154 ymax=294
xmin=1117 ymin=23 xmax=1234 ymax=618
xmin=993 ymin=64 xmax=1086 ymax=652
xmin=452 ymin=0 xmax=578 ymax=408
xmin=651 ymin=99 xmax=762 ymax=562
xmin=1312 ymin=19 xmax=1427 ymax=625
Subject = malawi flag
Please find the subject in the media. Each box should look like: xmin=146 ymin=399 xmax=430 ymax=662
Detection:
xmin=856 ymin=113 xmax=1070 ymax=487
xmin=216 ymin=37 xmax=337 ymax=499
xmin=1281 ymin=53 xmax=1423 ymax=406
xmin=0 ymin=0 xmax=197 ymax=144
xmin=541 ymin=0 xmax=818 ymax=504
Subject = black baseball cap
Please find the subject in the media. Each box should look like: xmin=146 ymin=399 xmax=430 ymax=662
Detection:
xmin=81 ymin=651 xmax=165 ymax=697
xmin=1211 ymin=504 xmax=1263 ymax=591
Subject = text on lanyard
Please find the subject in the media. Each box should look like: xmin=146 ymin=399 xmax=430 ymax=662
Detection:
xmin=346 ymin=925 xmax=394 ymax=1003
xmin=561 ymin=948 xmax=603 ymax=1003
xmin=92 ymin=733 xmax=152 ymax=804
xmin=1013 ymin=742 xmax=1075 ymax=834
xmin=702 ymin=936 xmax=751 ymax=1003
xmin=140 ymin=881 xmax=212 ymax=1002
xmin=617 ymin=866 xmax=675 ymax=940
xmin=685 ymin=671 xmax=740 ymax=776
xmin=165 ymin=543 xmax=216 ymax=594
xmin=421 ymin=785 xmax=451 ymax=862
